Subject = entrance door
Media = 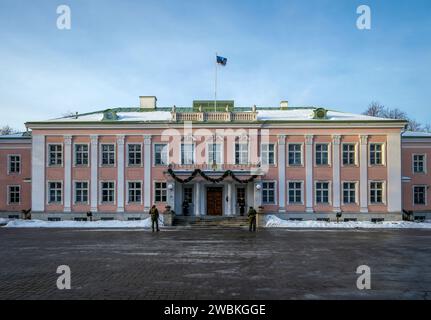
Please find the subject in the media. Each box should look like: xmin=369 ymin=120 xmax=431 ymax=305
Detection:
xmin=207 ymin=187 xmax=223 ymax=216
xmin=236 ymin=187 xmax=246 ymax=216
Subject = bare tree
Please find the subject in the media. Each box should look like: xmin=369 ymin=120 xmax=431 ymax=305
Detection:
xmin=363 ymin=102 xmax=385 ymax=117
xmin=0 ymin=125 xmax=17 ymax=135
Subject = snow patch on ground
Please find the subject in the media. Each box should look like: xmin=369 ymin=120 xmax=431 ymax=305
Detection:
xmin=4 ymin=217 xmax=163 ymax=229
xmin=265 ymin=215 xmax=431 ymax=229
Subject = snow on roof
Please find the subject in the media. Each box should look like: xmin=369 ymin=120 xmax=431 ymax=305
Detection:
xmin=402 ymin=131 xmax=431 ymax=138
xmin=256 ymin=109 xmax=390 ymax=121
xmin=0 ymin=132 xmax=30 ymax=139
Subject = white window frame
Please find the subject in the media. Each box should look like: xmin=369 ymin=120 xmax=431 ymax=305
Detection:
xmin=261 ymin=143 xmax=276 ymax=166
xmin=368 ymin=180 xmax=386 ymax=205
xmin=126 ymin=143 xmax=143 ymax=167
xmin=262 ymin=181 xmax=277 ymax=205
xmin=153 ymin=143 xmax=169 ymax=166
xmin=180 ymin=143 xmax=195 ymax=165
xmin=369 ymin=143 xmax=386 ymax=166
xmin=99 ymin=180 xmax=116 ymax=204
xmin=412 ymin=153 xmax=427 ymax=174
xmin=127 ymin=180 xmax=143 ymax=204
xmin=7 ymin=154 xmax=21 ymax=174
xmin=154 ymin=181 xmax=167 ymax=203
xmin=234 ymin=142 xmax=249 ymax=165
xmin=341 ymin=143 xmax=358 ymax=166
xmin=73 ymin=143 xmax=89 ymax=167
xmin=314 ymin=143 xmax=331 ymax=166
xmin=287 ymin=180 xmax=304 ymax=205
xmin=47 ymin=180 xmax=63 ymax=205
xmin=314 ymin=181 xmax=332 ymax=205
xmin=47 ymin=143 xmax=63 ymax=167
xmin=73 ymin=180 xmax=89 ymax=205
xmin=341 ymin=181 xmax=359 ymax=205
xmin=100 ymin=143 xmax=116 ymax=167
xmin=412 ymin=185 xmax=427 ymax=206
xmin=206 ymin=142 xmax=224 ymax=165
xmin=287 ymin=143 xmax=304 ymax=167
xmin=7 ymin=185 xmax=21 ymax=205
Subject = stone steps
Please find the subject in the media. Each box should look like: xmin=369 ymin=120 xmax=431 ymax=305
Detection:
xmin=173 ymin=216 xmax=249 ymax=227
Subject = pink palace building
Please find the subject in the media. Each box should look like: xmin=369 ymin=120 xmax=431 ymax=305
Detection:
xmin=1 ymin=96 xmax=430 ymax=223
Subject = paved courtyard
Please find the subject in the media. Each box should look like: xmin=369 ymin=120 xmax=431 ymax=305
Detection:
xmin=0 ymin=227 xmax=430 ymax=300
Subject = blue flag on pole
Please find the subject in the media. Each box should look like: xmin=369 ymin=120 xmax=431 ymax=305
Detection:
xmin=216 ymin=56 xmax=227 ymax=66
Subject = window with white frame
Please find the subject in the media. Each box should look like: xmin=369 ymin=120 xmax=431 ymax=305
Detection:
xmin=342 ymin=144 xmax=356 ymax=165
xmin=262 ymin=182 xmax=275 ymax=204
xmin=413 ymin=154 xmax=426 ymax=173
xmin=74 ymin=144 xmax=89 ymax=166
xmin=48 ymin=182 xmax=62 ymax=203
xmin=315 ymin=182 xmax=330 ymax=204
xmin=8 ymin=185 xmax=20 ymax=204
xmin=235 ymin=143 xmax=248 ymax=165
xmin=128 ymin=181 xmax=142 ymax=203
xmin=413 ymin=186 xmax=426 ymax=205
xmin=370 ymin=181 xmax=384 ymax=204
xmin=101 ymin=144 xmax=115 ymax=166
xmin=101 ymin=181 xmax=115 ymax=203
xmin=74 ymin=181 xmax=89 ymax=203
xmin=181 ymin=144 xmax=194 ymax=165
xmin=48 ymin=144 xmax=63 ymax=166
xmin=261 ymin=144 xmax=275 ymax=165
xmin=8 ymin=155 xmax=21 ymax=173
xmin=343 ymin=182 xmax=357 ymax=204
xmin=128 ymin=144 xmax=142 ymax=166
xmin=370 ymin=143 xmax=383 ymax=165
xmin=288 ymin=182 xmax=302 ymax=204
xmin=154 ymin=144 xmax=168 ymax=166
xmin=288 ymin=144 xmax=302 ymax=166
xmin=154 ymin=182 xmax=167 ymax=202
xmin=315 ymin=144 xmax=329 ymax=165
xmin=208 ymin=143 xmax=222 ymax=164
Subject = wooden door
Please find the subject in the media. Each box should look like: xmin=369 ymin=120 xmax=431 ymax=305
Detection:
xmin=207 ymin=187 xmax=223 ymax=215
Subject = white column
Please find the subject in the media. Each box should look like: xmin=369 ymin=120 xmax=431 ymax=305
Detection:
xmin=143 ymin=135 xmax=152 ymax=212
xmin=254 ymin=181 xmax=262 ymax=209
xmin=194 ymin=182 xmax=201 ymax=216
xmin=332 ymin=135 xmax=341 ymax=212
xmin=305 ymin=134 xmax=314 ymax=213
xmin=359 ymin=135 xmax=368 ymax=213
xmin=63 ymin=135 xmax=72 ymax=212
xmin=167 ymin=181 xmax=175 ymax=209
xmin=31 ymin=134 xmax=45 ymax=212
xmin=90 ymin=135 xmax=98 ymax=212
xmin=226 ymin=182 xmax=233 ymax=216
xmin=387 ymin=133 xmax=402 ymax=213
xmin=116 ymin=135 xmax=125 ymax=212
xmin=277 ymin=135 xmax=286 ymax=213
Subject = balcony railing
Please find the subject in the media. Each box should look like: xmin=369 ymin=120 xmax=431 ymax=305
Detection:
xmin=172 ymin=111 xmax=257 ymax=122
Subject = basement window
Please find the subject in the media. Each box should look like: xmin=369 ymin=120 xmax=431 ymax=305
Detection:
xmin=8 ymin=215 xmax=19 ymax=219
xmin=316 ymin=218 xmax=330 ymax=222
xmin=74 ymin=217 xmax=87 ymax=221
xmin=127 ymin=217 xmax=141 ymax=221
xmin=344 ymin=218 xmax=357 ymax=222
xmin=48 ymin=217 xmax=61 ymax=222
xmin=371 ymin=218 xmax=384 ymax=223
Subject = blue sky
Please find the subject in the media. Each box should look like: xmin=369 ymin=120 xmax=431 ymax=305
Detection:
xmin=0 ymin=0 xmax=430 ymax=130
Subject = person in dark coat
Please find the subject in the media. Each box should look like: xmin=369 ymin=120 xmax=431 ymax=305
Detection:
xmin=248 ymin=206 xmax=257 ymax=232
xmin=150 ymin=205 xmax=160 ymax=232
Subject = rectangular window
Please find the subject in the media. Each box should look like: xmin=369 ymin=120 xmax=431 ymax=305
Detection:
xmin=370 ymin=182 xmax=384 ymax=204
xmin=154 ymin=144 xmax=168 ymax=166
xmin=8 ymin=185 xmax=20 ymax=204
xmin=413 ymin=186 xmax=426 ymax=205
xmin=48 ymin=182 xmax=62 ymax=204
xmin=8 ymin=155 xmax=21 ymax=173
xmin=343 ymin=182 xmax=356 ymax=204
xmin=235 ymin=143 xmax=248 ymax=165
xmin=261 ymin=144 xmax=275 ymax=165
xmin=181 ymin=144 xmax=194 ymax=165
xmin=262 ymin=182 xmax=275 ymax=204
xmin=288 ymin=144 xmax=302 ymax=166
xmin=74 ymin=181 xmax=89 ymax=204
xmin=315 ymin=182 xmax=330 ymax=204
xmin=74 ymin=144 xmax=89 ymax=166
xmin=342 ymin=144 xmax=356 ymax=165
xmin=154 ymin=182 xmax=167 ymax=202
xmin=101 ymin=144 xmax=115 ymax=166
xmin=288 ymin=182 xmax=302 ymax=204
xmin=315 ymin=144 xmax=329 ymax=165
xmin=370 ymin=143 xmax=383 ymax=165
xmin=128 ymin=181 xmax=142 ymax=203
xmin=101 ymin=181 xmax=115 ymax=203
xmin=208 ymin=143 xmax=222 ymax=164
xmin=48 ymin=144 xmax=63 ymax=166
xmin=127 ymin=144 xmax=142 ymax=166
xmin=413 ymin=154 xmax=425 ymax=173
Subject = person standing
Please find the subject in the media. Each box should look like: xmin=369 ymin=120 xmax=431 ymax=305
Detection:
xmin=150 ymin=205 xmax=160 ymax=232
xmin=248 ymin=206 xmax=257 ymax=232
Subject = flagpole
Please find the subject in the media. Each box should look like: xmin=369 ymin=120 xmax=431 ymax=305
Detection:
xmin=214 ymin=52 xmax=217 ymax=112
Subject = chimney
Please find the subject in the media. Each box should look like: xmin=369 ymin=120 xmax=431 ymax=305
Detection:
xmin=280 ymin=101 xmax=288 ymax=109
xmin=139 ymin=96 xmax=157 ymax=109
